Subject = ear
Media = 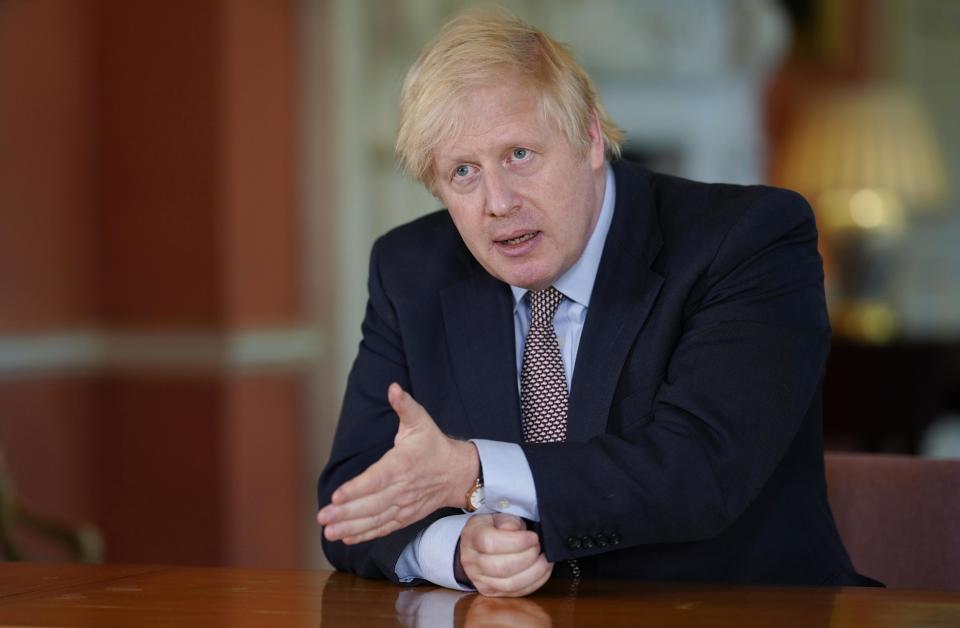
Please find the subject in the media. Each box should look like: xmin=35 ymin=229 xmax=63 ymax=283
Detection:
xmin=586 ymin=108 xmax=605 ymax=170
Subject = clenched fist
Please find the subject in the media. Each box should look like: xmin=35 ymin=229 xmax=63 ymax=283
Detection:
xmin=458 ymin=513 xmax=553 ymax=597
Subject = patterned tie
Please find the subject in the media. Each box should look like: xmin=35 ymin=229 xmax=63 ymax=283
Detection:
xmin=520 ymin=287 xmax=581 ymax=583
xmin=521 ymin=287 xmax=568 ymax=443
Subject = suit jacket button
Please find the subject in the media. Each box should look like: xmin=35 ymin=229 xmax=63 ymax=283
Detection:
xmin=567 ymin=536 xmax=582 ymax=550
xmin=595 ymin=533 xmax=609 ymax=547
xmin=581 ymin=535 xmax=595 ymax=549
xmin=609 ymin=532 xmax=622 ymax=545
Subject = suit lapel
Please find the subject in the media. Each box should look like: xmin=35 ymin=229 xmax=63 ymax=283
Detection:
xmin=439 ymin=162 xmax=664 ymax=445
xmin=568 ymin=162 xmax=665 ymax=442
xmin=441 ymin=271 xmax=523 ymax=442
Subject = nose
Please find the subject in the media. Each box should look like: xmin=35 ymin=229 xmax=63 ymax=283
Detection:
xmin=483 ymin=169 xmax=519 ymax=217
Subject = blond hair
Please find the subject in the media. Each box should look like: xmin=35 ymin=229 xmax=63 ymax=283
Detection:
xmin=396 ymin=6 xmax=624 ymax=189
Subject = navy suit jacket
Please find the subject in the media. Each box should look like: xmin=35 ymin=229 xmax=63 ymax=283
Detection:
xmin=319 ymin=160 xmax=871 ymax=586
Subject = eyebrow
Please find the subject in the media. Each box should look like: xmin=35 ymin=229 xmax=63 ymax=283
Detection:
xmin=436 ymin=154 xmax=474 ymax=170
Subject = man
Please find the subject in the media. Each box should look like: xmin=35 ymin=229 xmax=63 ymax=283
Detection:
xmin=317 ymin=7 xmax=873 ymax=597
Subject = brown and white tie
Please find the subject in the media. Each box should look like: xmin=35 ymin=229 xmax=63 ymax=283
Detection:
xmin=520 ymin=287 xmax=581 ymax=582
xmin=521 ymin=287 xmax=568 ymax=443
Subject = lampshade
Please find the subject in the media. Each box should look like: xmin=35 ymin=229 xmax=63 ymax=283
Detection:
xmin=774 ymin=84 xmax=948 ymax=343
xmin=775 ymin=84 xmax=947 ymax=231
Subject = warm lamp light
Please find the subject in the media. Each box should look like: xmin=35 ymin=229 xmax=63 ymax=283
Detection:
xmin=776 ymin=84 xmax=947 ymax=220
xmin=774 ymin=84 xmax=948 ymax=343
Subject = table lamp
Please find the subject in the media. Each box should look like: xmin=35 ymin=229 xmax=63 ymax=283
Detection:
xmin=774 ymin=84 xmax=948 ymax=342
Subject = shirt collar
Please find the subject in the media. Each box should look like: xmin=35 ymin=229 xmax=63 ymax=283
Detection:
xmin=510 ymin=164 xmax=616 ymax=310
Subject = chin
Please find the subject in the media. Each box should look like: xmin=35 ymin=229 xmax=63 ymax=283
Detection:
xmin=482 ymin=258 xmax=558 ymax=290
xmin=501 ymin=271 xmax=554 ymax=291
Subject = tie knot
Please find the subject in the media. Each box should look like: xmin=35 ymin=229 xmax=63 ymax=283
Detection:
xmin=528 ymin=287 xmax=564 ymax=328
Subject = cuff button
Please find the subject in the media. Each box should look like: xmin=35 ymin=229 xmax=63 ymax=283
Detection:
xmin=566 ymin=536 xmax=582 ymax=550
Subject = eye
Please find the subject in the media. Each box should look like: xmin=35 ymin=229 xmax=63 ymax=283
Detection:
xmin=511 ymin=148 xmax=529 ymax=161
xmin=453 ymin=164 xmax=474 ymax=179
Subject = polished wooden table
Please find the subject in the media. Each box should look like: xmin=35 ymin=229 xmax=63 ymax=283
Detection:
xmin=2 ymin=563 xmax=960 ymax=627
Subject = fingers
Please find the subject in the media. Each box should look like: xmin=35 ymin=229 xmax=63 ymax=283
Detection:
xmin=317 ymin=383 xmax=477 ymax=545
xmin=463 ymin=517 xmax=539 ymax=555
xmin=324 ymin=513 xmax=399 ymax=545
xmin=318 ymin=457 xmax=426 ymax=543
xmin=465 ymin=542 xmax=541 ymax=579
xmin=492 ymin=513 xmax=526 ymax=532
xmin=460 ymin=515 xmax=551 ymax=597
xmin=322 ymin=384 xmax=432 ymax=513
xmin=319 ymin=476 xmax=434 ymax=544
xmin=321 ymin=488 xmax=392 ymax=527
xmin=328 ymin=450 xmax=404 ymax=505
xmin=319 ymin=494 xmax=402 ymax=543
xmin=317 ymin=456 xmax=400 ymax=538
xmin=472 ymin=553 xmax=554 ymax=598
xmin=388 ymin=382 xmax=427 ymax=430
xmin=387 ymin=381 xmax=406 ymax=412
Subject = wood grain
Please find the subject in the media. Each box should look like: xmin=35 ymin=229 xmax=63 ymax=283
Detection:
xmin=1 ymin=563 xmax=959 ymax=627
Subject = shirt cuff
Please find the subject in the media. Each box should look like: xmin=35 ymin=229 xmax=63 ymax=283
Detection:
xmin=471 ymin=439 xmax=540 ymax=521
xmin=395 ymin=514 xmax=475 ymax=591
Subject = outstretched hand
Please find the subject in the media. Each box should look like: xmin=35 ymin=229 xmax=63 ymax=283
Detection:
xmin=317 ymin=383 xmax=479 ymax=545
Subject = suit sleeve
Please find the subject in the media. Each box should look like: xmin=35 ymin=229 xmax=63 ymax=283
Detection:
xmin=523 ymin=189 xmax=832 ymax=562
xmin=317 ymin=237 xmax=460 ymax=581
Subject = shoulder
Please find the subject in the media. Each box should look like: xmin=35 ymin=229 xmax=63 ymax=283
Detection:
xmin=374 ymin=209 xmax=461 ymax=259
xmin=369 ymin=209 xmax=478 ymax=294
xmin=613 ymin=162 xmax=817 ymax=271
xmin=645 ymin=168 xmax=815 ymax=244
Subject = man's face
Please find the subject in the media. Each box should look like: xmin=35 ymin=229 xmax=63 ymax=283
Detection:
xmin=431 ymin=82 xmax=606 ymax=291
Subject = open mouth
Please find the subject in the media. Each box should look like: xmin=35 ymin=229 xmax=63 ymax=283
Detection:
xmin=497 ymin=231 xmax=538 ymax=245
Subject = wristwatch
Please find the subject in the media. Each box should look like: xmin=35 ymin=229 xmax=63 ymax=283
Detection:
xmin=465 ymin=476 xmax=485 ymax=512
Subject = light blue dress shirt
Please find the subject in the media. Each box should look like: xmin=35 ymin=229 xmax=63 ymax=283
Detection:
xmin=395 ymin=166 xmax=616 ymax=590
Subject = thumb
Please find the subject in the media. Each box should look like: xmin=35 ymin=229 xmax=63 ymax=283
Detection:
xmin=388 ymin=383 xmax=427 ymax=429
xmin=492 ymin=513 xmax=525 ymax=531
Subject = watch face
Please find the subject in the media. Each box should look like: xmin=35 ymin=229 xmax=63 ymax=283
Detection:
xmin=469 ymin=486 xmax=485 ymax=511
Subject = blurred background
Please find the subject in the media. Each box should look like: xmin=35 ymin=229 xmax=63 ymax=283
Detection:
xmin=0 ymin=0 xmax=957 ymax=570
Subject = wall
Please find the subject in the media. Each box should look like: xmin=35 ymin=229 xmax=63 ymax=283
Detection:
xmin=0 ymin=0 xmax=333 ymax=568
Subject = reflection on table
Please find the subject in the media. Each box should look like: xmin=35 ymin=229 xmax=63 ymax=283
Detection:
xmin=2 ymin=563 xmax=960 ymax=627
